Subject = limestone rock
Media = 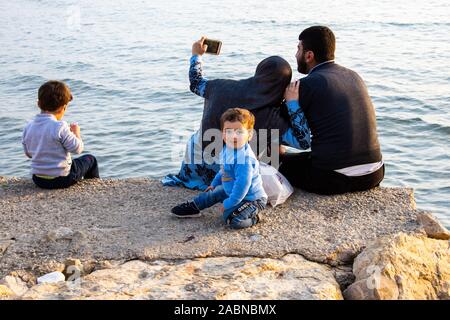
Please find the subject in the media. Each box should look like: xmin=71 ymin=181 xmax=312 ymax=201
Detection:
xmin=343 ymin=276 xmax=399 ymax=300
xmin=22 ymin=254 xmax=343 ymax=300
xmin=0 ymin=276 xmax=29 ymax=296
xmin=0 ymin=285 xmax=15 ymax=299
xmin=344 ymin=233 xmax=450 ymax=300
xmin=63 ymin=258 xmax=83 ymax=279
xmin=35 ymin=261 xmax=66 ymax=275
xmin=417 ymin=212 xmax=450 ymax=240
xmin=9 ymin=270 xmax=37 ymax=287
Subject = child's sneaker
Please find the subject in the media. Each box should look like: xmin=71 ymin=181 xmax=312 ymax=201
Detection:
xmin=171 ymin=201 xmax=201 ymax=218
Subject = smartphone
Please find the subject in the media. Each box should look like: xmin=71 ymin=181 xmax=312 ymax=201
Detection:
xmin=204 ymin=38 xmax=222 ymax=55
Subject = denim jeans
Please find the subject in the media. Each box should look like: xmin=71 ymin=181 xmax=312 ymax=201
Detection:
xmin=32 ymin=154 xmax=99 ymax=189
xmin=193 ymin=185 xmax=267 ymax=229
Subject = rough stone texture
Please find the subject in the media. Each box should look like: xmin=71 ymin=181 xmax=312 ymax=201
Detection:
xmin=0 ymin=285 xmax=15 ymax=299
xmin=0 ymin=239 xmax=15 ymax=255
xmin=0 ymin=275 xmax=29 ymax=296
xmin=342 ymin=276 xmax=400 ymax=300
xmin=2 ymin=177 xmax=448 ymax=300
xmin=332 ymin=266 xmax=355 ymax=291
xmin=20 ymin=254 xmax=343 ymax=300
xmin=8 ymin=270 xmax=36 ymax=288
xmin=343 ymin=233 xmax=450 ymax=300
xmin=417 ymin=212 xmax=450 ymax=240
xmin=0 ymin=177 xmax=422 ymax=280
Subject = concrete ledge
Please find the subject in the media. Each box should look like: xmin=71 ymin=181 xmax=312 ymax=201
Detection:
xmin=0 ymin=177 xmax=423 ymax=280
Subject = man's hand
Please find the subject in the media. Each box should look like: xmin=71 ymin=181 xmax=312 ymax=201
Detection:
xmin=284 ymin=80 xmax=300 ymax=102
xmin=219 ymin=204 xmax=224 ymax=213
xmin=204 ymin=185 xmax=215 ymax=192
xmin=70 ymin=123 xmax=81 ymax=139
xmin=192 ymin=36 xmax=208 ymax=56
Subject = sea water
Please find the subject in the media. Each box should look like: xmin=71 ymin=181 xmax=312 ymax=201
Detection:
xmin=0 ymin=0 xmax=449 ymax=226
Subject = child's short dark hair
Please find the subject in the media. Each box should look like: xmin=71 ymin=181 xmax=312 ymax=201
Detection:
xmin=220 ymin=108 xmax=255 ymax=130
xmin=38 ymin=80 xmax=73 ymax=112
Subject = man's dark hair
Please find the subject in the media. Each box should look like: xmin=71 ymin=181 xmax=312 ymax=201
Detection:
xmin=38 ymin=80 xmax=73 ymax=112
xmin=299 ymin=26 xmax=335 ymax=63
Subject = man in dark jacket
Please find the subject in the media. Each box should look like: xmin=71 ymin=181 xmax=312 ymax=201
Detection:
xmin=279 ymin=26 xmax=384 ymax=195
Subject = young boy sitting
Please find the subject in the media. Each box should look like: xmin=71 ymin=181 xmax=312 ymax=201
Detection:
xmin=22 ymin=80 xmax=99 ymax=189
xmin=171 ymin=108 xmax=267 ymax=229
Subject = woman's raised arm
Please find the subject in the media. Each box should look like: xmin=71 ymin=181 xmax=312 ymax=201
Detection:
xmin=189 ymin=37 xmax=209 ymax=97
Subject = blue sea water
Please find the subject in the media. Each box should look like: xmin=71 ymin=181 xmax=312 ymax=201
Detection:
xmin=0 ymin=0 xmax=449 ymax=227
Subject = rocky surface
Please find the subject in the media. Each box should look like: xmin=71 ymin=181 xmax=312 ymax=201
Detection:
xmin=416 ymin=212 xmax=450 ymax=240
xmin=19 ymin=254 xmax=343 ymax=300
xmin=0 ymin=176 xmax=448 ymax=300
xmin=0 ymin=178 xmax=422 ymax=273
xmin=0 ymin=275 xmax=29 ymax=296
xmin=343 ymin=233 xmax=449 ymax=300
xmin=0 ymin=285 xmax=15 ymax=298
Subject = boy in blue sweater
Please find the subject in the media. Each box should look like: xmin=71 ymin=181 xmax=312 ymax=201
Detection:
xmin=171 ymin=108 xmax=267 ymax=229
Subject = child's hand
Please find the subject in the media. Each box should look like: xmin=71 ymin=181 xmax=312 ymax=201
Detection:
xmin=70 ymin=123 xmax=81 ymax=139
xmin=192 ymin=37 xmax=208 ymax=56
xmin=219 ymin=204 xmax=224 ymax=213
xmin=284 ymin=80 xmax=300 ymax=102
xmin=204 ymin=185 xmax=215 ymax=192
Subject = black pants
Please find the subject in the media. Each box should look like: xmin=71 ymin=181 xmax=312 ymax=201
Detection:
xmin=32 ymin=154 xmax=100 ymax=189
xmin=278 ymin=152 xmax=384 ymax=195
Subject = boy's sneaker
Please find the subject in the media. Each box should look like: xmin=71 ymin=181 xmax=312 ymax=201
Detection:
xmin=171 ymin=201 xmax=201 ymax=218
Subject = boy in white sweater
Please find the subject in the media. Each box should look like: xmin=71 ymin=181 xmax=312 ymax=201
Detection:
xmin=22 ymin=80 xmax=99 ymax=189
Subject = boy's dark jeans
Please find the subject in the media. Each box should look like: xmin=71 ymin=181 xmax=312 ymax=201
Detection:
xmin=32 ymin=154 xmax=99 ymax=189
xmin=193 ymin=185 xmax=267 ymax=229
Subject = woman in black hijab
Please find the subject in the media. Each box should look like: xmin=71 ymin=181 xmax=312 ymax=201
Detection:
xmin=162 ymin=37 xmax=310 ymax=190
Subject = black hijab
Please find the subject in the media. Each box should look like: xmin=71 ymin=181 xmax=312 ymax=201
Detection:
xmin=200 ymin=56 xmax=292 ymax=155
